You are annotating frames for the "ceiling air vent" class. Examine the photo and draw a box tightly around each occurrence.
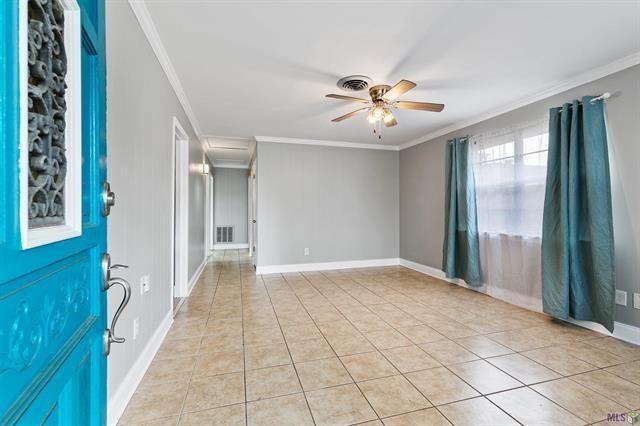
[336,75,372,92]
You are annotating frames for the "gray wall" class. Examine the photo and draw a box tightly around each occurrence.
[105,1,210,412]
[257,142,399,266]
[213,167,248,244]
[400,65,640,327]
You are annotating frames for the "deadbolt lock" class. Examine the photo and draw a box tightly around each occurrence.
[102,181,116,217]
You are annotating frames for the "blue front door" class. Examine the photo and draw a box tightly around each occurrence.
[1,0,108,424]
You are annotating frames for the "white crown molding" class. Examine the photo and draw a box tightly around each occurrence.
[255,136,400,151]
[399,51,640,150]
[127,0,212,161]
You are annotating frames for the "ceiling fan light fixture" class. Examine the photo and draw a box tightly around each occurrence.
[382,108,394,124]
[372,104,385,120]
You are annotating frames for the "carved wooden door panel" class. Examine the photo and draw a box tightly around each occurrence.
[0,0,108,424]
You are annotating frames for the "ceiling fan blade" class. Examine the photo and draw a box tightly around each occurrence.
[325,94,370,103]
[394,101,445,112]
[382,80,416,102]
[331,107,370,122]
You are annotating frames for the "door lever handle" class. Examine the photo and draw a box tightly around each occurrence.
[110,263,128,271]
[102,253,128,282]
[103,277,131,356]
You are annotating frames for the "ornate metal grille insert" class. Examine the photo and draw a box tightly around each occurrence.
[27,0,68,228]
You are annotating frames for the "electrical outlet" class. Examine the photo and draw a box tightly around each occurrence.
[304,248,310,256]
[633,293,640,310]
[133,317,140,340]
[140,274,151,294]
[615,289,627,306]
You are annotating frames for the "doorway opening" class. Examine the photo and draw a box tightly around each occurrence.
[171,117,189,314]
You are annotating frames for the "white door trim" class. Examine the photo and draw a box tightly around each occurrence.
[247,174,253,257]
[204,171,210,254]
[170,117,189,300]
[207,173,215,252]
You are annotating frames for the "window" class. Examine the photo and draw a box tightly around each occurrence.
[471,122,548,237]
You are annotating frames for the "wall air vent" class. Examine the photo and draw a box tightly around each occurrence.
[216,226,234,243]
[337,75,372,92]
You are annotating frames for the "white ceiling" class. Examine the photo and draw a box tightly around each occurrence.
[143,0,639,155]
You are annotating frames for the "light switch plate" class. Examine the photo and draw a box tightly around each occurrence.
[304,248,310,256]
[633,293,640,310]
[615,289,627,306]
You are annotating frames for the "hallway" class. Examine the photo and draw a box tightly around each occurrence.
[120,250,640,425]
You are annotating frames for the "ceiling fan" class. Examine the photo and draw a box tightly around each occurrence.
[325,79,444,139]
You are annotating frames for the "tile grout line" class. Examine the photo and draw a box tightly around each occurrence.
[259,274,320,425]
[306,272,440,421]
[176,261,222,423]
[281,273,383,424]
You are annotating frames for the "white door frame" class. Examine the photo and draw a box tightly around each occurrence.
[250,161,258,268]
[210,173,215,251]
[170,117,189,301]
[248,174,252,257]
[204,171,214,253]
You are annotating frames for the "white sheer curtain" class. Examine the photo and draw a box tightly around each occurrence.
[470,120,548,311]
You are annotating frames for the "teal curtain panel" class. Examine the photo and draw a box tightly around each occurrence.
[542,96,615,331]
[442,137,483,286]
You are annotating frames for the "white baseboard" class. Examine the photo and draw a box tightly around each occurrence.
[107,309,173,425]
[256,258,401,275]
[399,258,462,284]
[213,243,248,250]
[567,318,640,346]
[399,258,640,346]
[186,256,207,296]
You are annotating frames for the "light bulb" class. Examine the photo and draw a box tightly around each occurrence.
[367,111,377,123]
[373,106,384,120]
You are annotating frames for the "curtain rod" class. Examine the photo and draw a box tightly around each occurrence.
[448,92,612,143]
[557,92,611,111]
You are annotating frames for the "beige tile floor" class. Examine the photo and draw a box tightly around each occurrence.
[119,249,640,426]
